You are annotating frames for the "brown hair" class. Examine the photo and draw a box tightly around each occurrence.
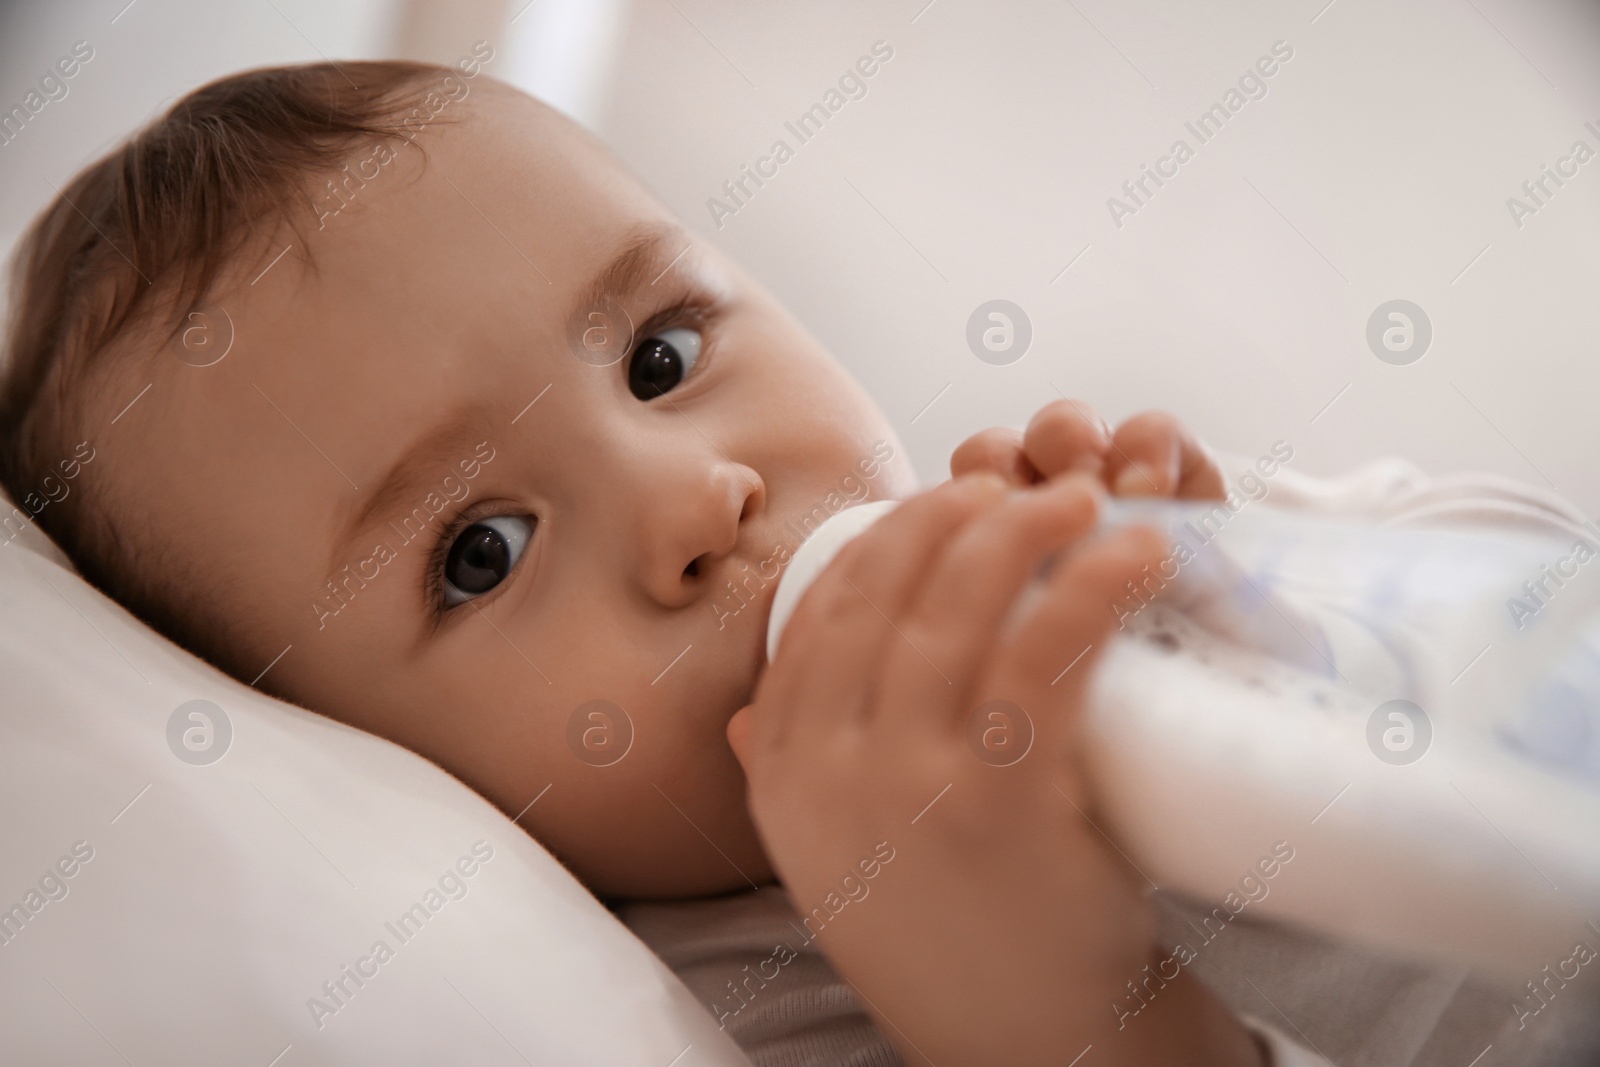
[0,60,458,677]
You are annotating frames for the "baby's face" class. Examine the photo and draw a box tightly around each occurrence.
[106,82,914,898]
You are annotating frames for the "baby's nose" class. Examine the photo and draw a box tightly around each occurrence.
[635,462,764,609]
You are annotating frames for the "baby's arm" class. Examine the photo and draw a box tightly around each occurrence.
[728,443,1264,1064]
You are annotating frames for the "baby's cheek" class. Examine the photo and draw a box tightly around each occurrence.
[521,720,769,898]
[724,705,756,766]
[466,640,763,896]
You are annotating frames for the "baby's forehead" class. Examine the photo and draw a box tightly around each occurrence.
[304,83,670,289]
[196,84,685,391]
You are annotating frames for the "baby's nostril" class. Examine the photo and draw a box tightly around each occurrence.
[683,559,700,578]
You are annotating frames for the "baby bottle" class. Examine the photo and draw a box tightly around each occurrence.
[764,496,1600,974]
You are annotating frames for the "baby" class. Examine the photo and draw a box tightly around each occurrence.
[2,59,1594,1066]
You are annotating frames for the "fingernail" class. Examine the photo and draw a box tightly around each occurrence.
[1115,464,1159,496]
[965,471,1010,494]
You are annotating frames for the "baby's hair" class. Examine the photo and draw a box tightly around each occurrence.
[0,60,458,678]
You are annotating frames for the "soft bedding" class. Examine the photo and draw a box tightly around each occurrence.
[0,492,750,1066]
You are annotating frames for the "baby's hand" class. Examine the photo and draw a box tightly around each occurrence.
[952,398,1226,500]
[728,475,1260,1066]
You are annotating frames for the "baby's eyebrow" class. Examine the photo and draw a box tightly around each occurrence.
[576,222,687,315]
[327,408,491,577]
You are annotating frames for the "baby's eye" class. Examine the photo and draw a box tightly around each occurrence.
[627,326,702,400]
[442,515,534,606]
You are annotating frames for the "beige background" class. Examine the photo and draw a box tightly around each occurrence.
[3,0,1598,514]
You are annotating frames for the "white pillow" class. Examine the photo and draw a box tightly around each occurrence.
[0,492,750,1066]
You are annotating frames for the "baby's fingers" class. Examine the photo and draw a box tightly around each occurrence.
[877,474,1105,730]
[1021,399,1112,480]
[748,475,1008,753]
[1105,411,1225,500]
[950,427,1039,486]
[990,524,1169,760]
